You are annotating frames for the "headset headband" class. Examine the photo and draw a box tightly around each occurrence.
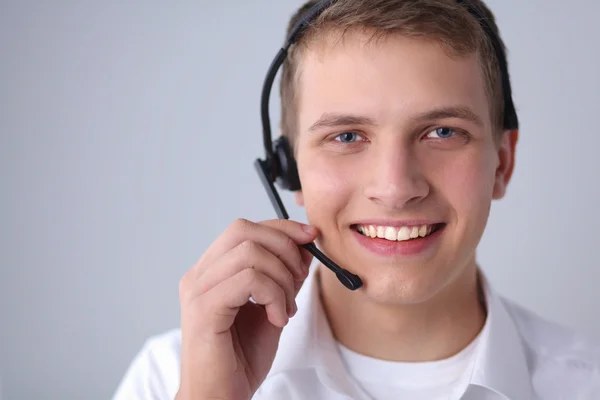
[260,0,335,175]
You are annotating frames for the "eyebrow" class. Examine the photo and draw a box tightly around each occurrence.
[308,113,377,132]
[308,106,483,132]
[413,106,484,128]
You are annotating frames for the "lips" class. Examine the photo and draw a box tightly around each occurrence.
[350,223,446,256]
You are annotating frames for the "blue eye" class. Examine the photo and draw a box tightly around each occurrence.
[335,132,362,143]
[427,127,456,139]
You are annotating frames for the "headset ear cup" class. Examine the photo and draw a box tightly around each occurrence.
[273,136,302,191]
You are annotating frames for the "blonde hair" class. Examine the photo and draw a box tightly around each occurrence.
[280,0,507,145]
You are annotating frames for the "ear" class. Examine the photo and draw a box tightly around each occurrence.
[294,191,305,207]
[492,129,519,200]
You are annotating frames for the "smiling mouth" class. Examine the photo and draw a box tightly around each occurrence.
[352,223,445,242]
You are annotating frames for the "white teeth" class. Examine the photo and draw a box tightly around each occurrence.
[384,227,397,240]
[357,223,436,242]
[368,225,376,238]
[397,226,411,241]
[410,226,419,239]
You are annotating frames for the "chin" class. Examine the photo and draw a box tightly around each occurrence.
[357,262,452,305]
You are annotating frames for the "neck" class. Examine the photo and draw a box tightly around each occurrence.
[318,262,486,362]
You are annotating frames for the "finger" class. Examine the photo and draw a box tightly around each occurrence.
[256,219,318,278]
[299,247,314,271]
[196,240,297,318]
[257,219,318,244]
[203,268,289,333]
[295,247,315,294]
[196,218,317,279]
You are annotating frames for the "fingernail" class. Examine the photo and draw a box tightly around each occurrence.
[302,224,317,235]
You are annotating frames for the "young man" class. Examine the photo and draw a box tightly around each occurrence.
[114,1,600,399]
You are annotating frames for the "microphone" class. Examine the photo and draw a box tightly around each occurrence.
[254,0,362,291]
[254,159,363,291]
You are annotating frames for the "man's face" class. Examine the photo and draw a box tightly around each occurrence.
[293,31,516,304]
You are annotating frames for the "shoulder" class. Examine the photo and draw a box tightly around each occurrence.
[140,328,183,366]
[500,296,600,395]
[500,296,600,363]
[112,329,182,400]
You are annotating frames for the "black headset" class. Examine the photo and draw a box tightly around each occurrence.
[254,0,518,291]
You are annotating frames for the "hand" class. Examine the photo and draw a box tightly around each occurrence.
[175,218,317,400]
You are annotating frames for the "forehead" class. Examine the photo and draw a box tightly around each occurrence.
[295,31,491,132]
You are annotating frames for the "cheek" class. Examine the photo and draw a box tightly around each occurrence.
[435,148,497,222]
[297,150,355,221]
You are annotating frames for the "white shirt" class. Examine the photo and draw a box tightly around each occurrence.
[336,328,481,400]
[113,266,600,400]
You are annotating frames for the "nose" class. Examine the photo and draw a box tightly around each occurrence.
[363,142,430,209]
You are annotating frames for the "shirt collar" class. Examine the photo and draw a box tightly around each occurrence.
[269,266,368,398]
[463,270,534,400]
[269,265,534,400]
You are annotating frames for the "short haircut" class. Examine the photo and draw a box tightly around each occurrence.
[280,0,509,146]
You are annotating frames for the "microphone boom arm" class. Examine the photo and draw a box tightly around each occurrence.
[254,159,363,291]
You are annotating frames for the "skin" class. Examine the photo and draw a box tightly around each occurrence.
[293,31,518,361]
[177,218,317,400]
[176,30,518,400]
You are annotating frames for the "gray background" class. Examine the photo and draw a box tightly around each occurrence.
[1,0,599,399]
